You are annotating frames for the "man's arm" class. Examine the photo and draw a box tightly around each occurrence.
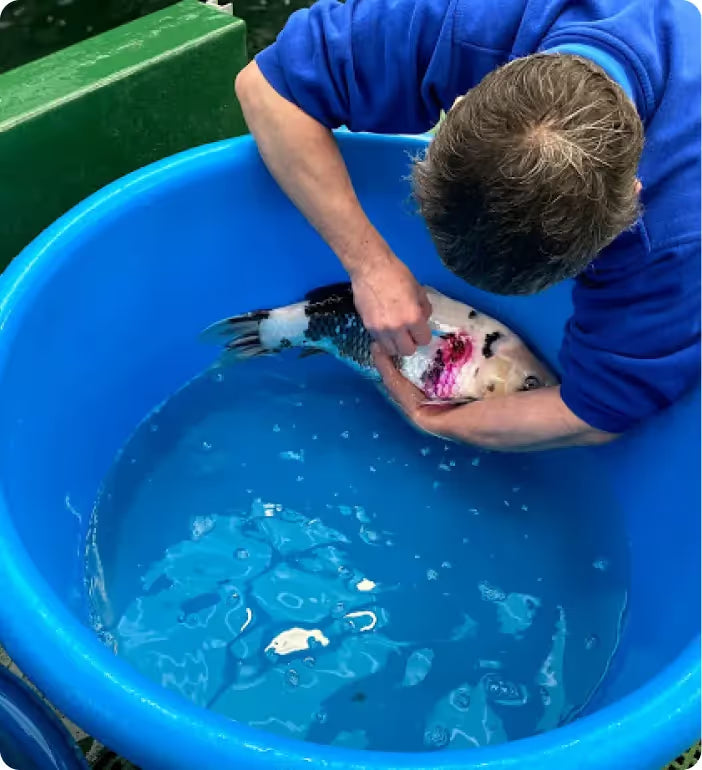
[372,346,617,451]
[235,63,431,357]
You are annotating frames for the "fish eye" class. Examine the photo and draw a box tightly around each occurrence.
[522,375,542,390]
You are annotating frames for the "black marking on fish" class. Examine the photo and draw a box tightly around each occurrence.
[351,692,367,703]
[482,331,502,359]
[421,344,447,393]
[487,383,496,393]
[304,282,356,316]
[469,310,478,319]
[279,338,292,349]
[304,307,374,369]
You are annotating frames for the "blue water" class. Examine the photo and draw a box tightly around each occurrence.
[86,353,629,753]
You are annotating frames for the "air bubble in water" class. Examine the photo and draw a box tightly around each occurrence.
[273,424,281,432]
[585,634,599,651]
[441,561,452,569]
[424,725,449,749]
[521,504,529,511]
[286,668,300,687]
[332,601,346,618]
[450,687,471,711]
[426,569,439,581]
[150,423,159,433]
[593,558,609,571]
[341,430,350,439]
[471,457,480,467]
[372,432,380,439]
[315,710,328,724]
[303,656,316,668]
[201,441,213,452]
[214,371,224,383]
[360,527,380,545]
[369,465,377,473]
[235,548,249,560]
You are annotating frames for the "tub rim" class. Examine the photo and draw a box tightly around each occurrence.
[0,133,699,770]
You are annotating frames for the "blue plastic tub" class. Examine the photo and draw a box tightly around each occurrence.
[0,133,698,770]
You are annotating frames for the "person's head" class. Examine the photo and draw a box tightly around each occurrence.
[412,53,644,294]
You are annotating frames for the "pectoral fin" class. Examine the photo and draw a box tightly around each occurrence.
[298,348,326,359]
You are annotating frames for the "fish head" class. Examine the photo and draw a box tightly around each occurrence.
[410,286,558,402]
[473,333,559,399]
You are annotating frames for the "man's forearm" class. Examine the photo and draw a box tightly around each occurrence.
[234,62,393,277]
[433,386,618,452]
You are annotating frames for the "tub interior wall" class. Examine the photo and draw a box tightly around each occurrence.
[0,137,698,719]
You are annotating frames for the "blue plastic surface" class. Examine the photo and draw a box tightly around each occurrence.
[0,132,698,770]
[0,667,88,770]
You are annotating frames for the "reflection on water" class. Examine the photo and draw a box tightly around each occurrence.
[86,355,630,753]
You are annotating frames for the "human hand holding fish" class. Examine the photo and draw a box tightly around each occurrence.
[371,343,615,452]
[350,253,433,357]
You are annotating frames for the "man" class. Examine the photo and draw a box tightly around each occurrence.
[235,0,701,451]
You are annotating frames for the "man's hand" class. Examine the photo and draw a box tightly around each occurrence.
[372,345,618,451]
[352,256,432,357]
[372,343,458,436]
[236,63,432,358]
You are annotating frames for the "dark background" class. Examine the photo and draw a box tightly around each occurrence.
[0,0,315,75]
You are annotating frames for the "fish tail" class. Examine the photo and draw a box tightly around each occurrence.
[200,302,313,364]
[199,309,273,362]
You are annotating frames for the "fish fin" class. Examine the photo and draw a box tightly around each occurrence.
[199,310,269,345]
[298,348,326,359]
[419,397,477,407]
[200,310,272,364]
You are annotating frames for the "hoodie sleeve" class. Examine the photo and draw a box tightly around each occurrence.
[558,229,701,434]
[254,0,463,134]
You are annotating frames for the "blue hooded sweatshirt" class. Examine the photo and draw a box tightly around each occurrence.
[255,0,701,434]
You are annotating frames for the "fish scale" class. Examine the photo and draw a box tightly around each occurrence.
[304,309,375,371]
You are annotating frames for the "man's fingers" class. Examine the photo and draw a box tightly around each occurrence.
[394,329,418,357]
[372,343,397,378]
[371,343,424,414]
[410,319,432,347]
[419,292,433,320]
[372,330,398,358]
